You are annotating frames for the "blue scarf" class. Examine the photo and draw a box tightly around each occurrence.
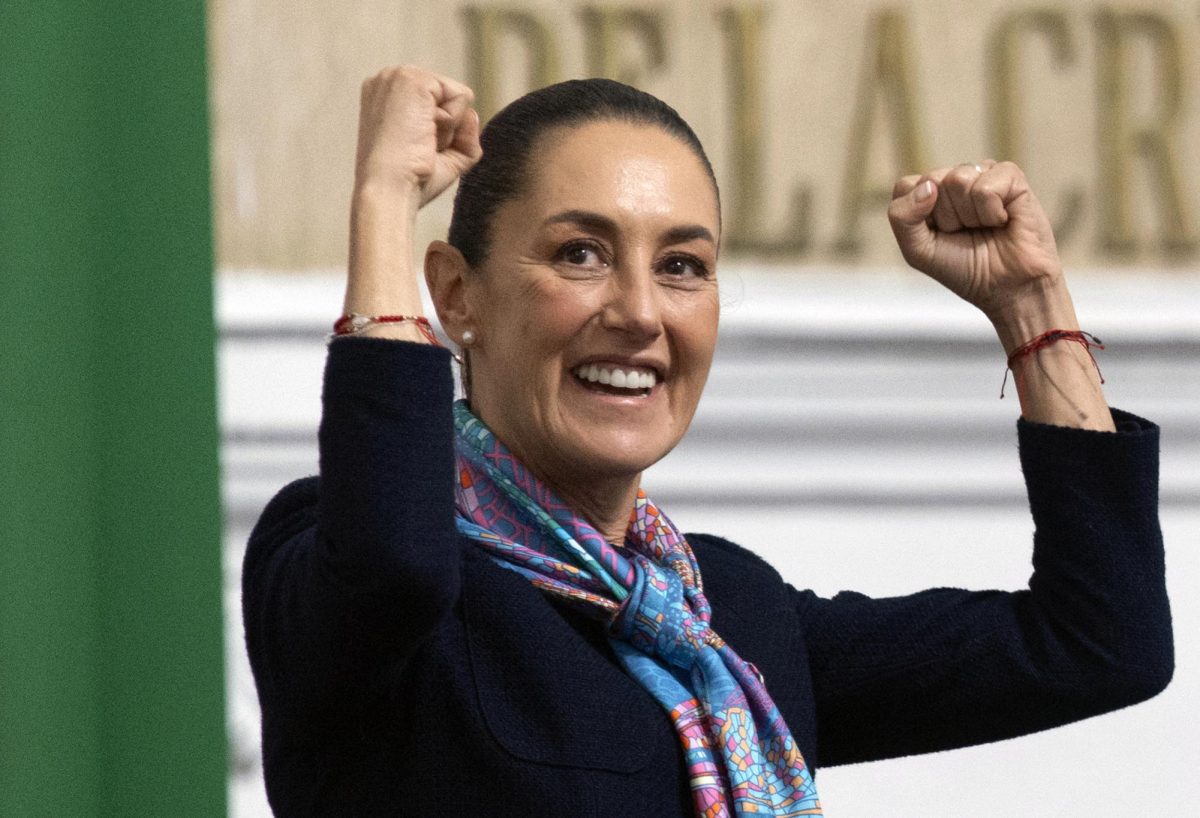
[452,400,822,816]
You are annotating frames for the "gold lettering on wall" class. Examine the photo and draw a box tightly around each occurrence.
[462,6,561,121]
[986,8,1083,243]
[208,0,1200,271]
[834,8,929,255]
[1094,9,1195,256]
[578,5,667,85]
[716,4,812,255]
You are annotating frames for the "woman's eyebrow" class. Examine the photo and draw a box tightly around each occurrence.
[543,209,618,234]
[543,209,715,246]
[661,225,716,246]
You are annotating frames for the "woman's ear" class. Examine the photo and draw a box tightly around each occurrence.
[424,240,474,344]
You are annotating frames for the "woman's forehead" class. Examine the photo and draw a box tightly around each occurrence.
[520,120,720,226]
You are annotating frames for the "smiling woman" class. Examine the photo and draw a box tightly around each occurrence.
[241,65,1173,817]
[427,119,720,539]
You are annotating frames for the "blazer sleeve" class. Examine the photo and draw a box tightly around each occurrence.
[241,338,461,724]
[794,409,1174,767]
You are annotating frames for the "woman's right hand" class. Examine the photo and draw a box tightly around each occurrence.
[354,66,482,208]
[343,67,480,329]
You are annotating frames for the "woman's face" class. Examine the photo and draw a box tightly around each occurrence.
[465,119,721,491]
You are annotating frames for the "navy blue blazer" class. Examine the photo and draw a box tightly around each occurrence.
[243,339,1172,817]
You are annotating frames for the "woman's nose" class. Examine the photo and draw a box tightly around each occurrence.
[600,264,663,340]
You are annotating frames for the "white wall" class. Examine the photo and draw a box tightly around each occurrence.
[219,268,1199,817]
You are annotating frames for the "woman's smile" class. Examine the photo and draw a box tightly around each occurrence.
[572,360,662,395]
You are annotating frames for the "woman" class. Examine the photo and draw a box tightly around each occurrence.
[243,66,1173,816]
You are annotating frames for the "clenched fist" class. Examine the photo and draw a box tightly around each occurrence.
[354,66,483,207]
[888,161,1063,322]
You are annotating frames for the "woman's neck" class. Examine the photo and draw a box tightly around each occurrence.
[468,403,644,546]
[549,472,642,547]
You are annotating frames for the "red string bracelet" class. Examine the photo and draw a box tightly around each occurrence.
[330,313,443,347]
[1000,328,1105,398]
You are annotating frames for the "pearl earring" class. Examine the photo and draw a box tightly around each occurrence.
[461,330,476,346]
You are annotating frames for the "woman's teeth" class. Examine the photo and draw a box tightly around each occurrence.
[573,364,657,390]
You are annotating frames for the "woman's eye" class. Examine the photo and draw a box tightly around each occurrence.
[559,242,606,267]
[660,255,707,278]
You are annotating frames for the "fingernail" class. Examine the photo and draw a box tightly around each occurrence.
[915,180,934,201]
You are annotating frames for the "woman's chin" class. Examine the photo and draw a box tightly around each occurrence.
[552,378,687,476]
[554,422,678,481]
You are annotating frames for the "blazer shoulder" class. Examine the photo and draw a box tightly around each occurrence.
[687,532,784,581]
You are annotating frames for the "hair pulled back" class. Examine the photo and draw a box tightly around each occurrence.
[448,78,719,267]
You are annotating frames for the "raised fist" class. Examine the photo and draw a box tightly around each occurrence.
[354,66,482,207]
[888,161,1063,320]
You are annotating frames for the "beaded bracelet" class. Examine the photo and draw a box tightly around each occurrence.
[331,312,440,342]
[332,311,458,354]
[1000,328,1105,398]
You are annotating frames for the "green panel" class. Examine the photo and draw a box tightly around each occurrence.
[0,3,105,813]
[0,2,227,816]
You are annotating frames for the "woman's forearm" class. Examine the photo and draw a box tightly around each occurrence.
[243,340,461,715]
[805,409,1168,765]
[341,181,429,342]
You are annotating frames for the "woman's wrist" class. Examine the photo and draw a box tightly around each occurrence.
[985,275,1115,431]
[330,313,442,346]
[984,275,1080,355]
[335,323,431,343]
[352,172,424,217]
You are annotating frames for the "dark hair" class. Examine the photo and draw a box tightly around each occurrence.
[448,78,719,267]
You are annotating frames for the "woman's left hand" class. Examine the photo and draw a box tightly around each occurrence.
[887,161,1063,322]
[889,161,1114,431]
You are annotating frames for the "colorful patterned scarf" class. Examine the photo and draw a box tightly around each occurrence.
[452,401,822,817]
